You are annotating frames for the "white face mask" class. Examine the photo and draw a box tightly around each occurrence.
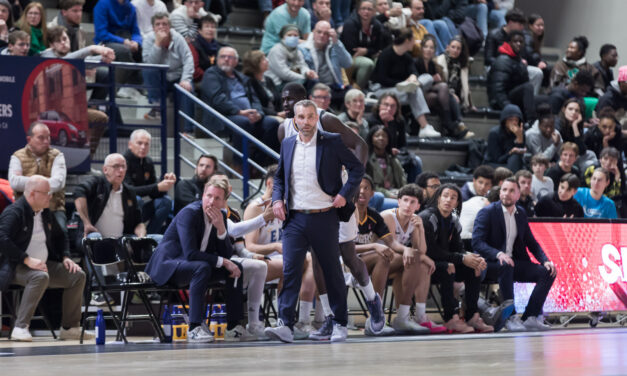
[284,35,299,48]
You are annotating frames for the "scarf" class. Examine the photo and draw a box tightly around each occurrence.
[445,53,462,95]
[196,35,219,61]
[563,56,587,68]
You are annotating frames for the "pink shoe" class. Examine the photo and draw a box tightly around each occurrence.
[418,319,448,334]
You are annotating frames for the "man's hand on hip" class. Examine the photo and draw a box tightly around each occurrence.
[273,201,286,221]
[332,194,346,208]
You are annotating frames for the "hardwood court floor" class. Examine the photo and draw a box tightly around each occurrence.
[2,327,627,375]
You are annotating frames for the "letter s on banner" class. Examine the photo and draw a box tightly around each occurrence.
[599,244,622,284]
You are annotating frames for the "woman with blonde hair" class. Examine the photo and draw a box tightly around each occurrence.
[15,1,47,55]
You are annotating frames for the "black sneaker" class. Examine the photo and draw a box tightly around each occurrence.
[309,315,333,340]
[144,108,160,120]
[90,292,114,306]
[366,293,385,334]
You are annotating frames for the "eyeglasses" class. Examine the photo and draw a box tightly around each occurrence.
[33,190,52,196]
[106,164,126,170]
[427,184,441,190]
[312,95,331,100]
[218,55,237,60]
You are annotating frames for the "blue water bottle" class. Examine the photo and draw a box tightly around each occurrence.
[95,309,105,345]
[162,304,173,343]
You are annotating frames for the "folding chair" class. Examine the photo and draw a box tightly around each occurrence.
[262,282,279,326]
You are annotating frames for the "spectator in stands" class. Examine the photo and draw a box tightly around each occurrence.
[0,0,16,50]
[548,70,595,115]
[593,44,618,92]
[0,175,92,342]
[583,147,625,217]
[417,34,472,139]
[525,103,561,163]
[473,177,556,332]
[242,49,283,118]
[366,125,406,211]
[174,154,217,214]
[585,107,622,158]
[141,13,194,122]
[131,0,167,38]
[523,13,548,78]
[201,46,281,153]
[340,0,385,90]
[366,92,407,150]
[410,0,451,55]
[556,98,596,169]
[309,0,334,29]
[546,142,581,190]
[300,20,352,109]
[374,0,401,28]
[266,24,317,90]
[484,8,524,68]
[338,88,369,140]
[42,25,115,61]
[260,0,311,55]
[189,15,226,83]
[309,83,333,112]
[550,36,604,97]
[170,0,218,41]
[15,2,46,55]
[597,65,627,118]
[459,185,492,244]
[461,164,494,202]
[515,169,535,217]
[402,0,431,58]
[530,153,553,201]
[48,0,85,52]
[123,129,176,234]
[420,183,493,333]
[493,166,513,187]
[2,29,28,56]
[415,171,440,202]
[488,31,536,123]
[371,28,440,138]
[448,0,505,40]
[435,36,474,113]
[574,167,617,219]
[535,173,583,218]
[485,104,526,172]
[93,0,143,99]
[9,122,67,232]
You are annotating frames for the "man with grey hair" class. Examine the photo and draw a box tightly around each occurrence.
[123,129,176,234]
[0,175,92,341]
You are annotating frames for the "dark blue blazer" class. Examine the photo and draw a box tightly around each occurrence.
[471,201,549,264]
[144,201,232,286]
[271,129,364,214]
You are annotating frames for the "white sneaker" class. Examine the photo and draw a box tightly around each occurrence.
[293,321,314,340]
[418,124,441,138]
[116,87,145,100]
[264,319,294,343]
[246,322,269,340]
[395,80,419,93]
[60,327,95,340]
[330,323,348,342]
[224,324,257,342]
[505,315,527,332]
[187,325,215,343]
[11,326,33,342]
[391,316,430,334]
[523,315,551,331]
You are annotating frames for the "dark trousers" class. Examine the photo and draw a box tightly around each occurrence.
[485,259,555,320]
[170,260,244,326]
[280,210,347,326]
[430,261,481,321]
[508,82,536,122]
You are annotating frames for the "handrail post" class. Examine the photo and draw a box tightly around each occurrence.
[173,80,181,179]
[108,64,117,155]
[242,138,249,199]
[160,68,168,177]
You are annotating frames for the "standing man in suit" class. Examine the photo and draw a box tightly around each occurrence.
[266,99,364,343]
[472,177,557,332]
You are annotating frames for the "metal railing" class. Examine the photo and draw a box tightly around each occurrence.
[173,84,279,202]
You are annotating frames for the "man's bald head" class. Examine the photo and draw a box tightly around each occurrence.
[24,175,51,211]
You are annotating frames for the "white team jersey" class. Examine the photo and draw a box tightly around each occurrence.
[381,208,414,247]
[254,197,283,258]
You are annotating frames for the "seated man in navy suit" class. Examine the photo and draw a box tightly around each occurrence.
[267,99,364,343]
[144,179,249,343]
[472,177,557,332]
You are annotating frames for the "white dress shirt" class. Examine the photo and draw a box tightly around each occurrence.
[25,211,48,262]
[289,129,333,210]
[502,204,518,258]
[201,210,227,267]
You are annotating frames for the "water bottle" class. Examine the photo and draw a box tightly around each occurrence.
[209,304,220,336]
[217,304,227,339]
[162,304,172,343]
[95,309,105,345]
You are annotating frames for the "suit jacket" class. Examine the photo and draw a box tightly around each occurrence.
[144,201,233,286]
[0,196,70,266]
[271,129,364,219]
[471,201,549,264]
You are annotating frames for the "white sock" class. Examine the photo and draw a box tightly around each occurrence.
[298,300,313,324]
[415,303,427,322]
[314,299,325,322]
[248,301,261,325]
[397,304,410,320]
[359,280,376,302]
[319,294,334,317]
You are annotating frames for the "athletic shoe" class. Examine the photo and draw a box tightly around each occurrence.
[330,323,348,342]
[467,313,494,333]
[365,293,385,334]
[293,321,313,340]
[60,327,95,340]
[224,325,257,342]
[309,315,333,340]
[418,124,441,138]
[444,314,474,334]
[90,292,113,306]
[144,108,161,120]
[523,315,551,331]
[395,81,419,93]
[364,320,396,336]
[247,322,269,340]
[493,299,516,332]
[391,316,430,334]
[11,326,32,342]
[505,315,526,332]
[116,87,144,100]
[264,319,294,343]
[414,317,448,334]
[187,325,214,343]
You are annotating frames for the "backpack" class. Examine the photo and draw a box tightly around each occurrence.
[459,17,484,57]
